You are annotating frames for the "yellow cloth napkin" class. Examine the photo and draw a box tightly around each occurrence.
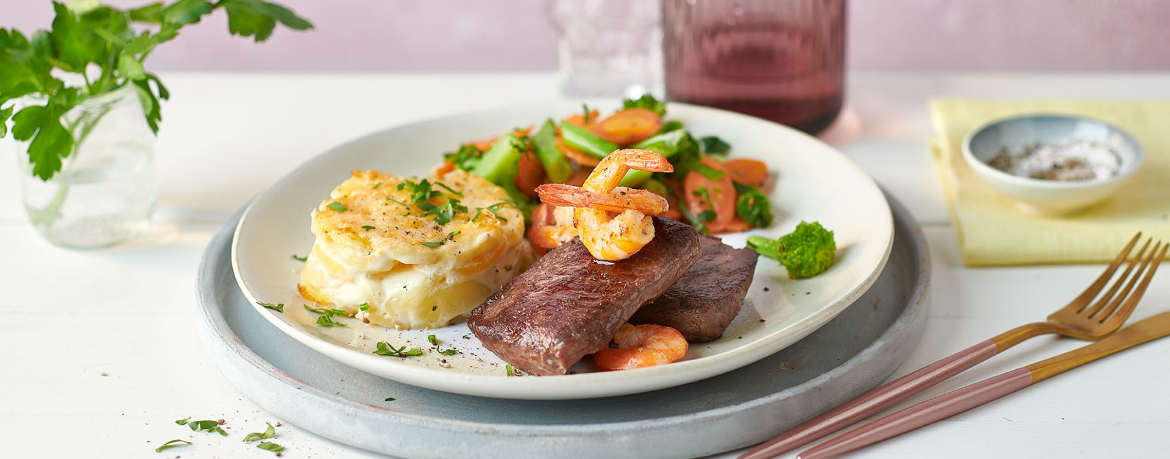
[930,99,1170,266]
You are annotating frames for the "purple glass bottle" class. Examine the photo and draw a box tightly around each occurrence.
[663,0,846,134]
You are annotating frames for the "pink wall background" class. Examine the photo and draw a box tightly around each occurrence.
[5,0,1170,71]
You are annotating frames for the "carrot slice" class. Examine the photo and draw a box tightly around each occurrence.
[589,108,662,145]
[723,158,768,187]
[564,110,600,129]
[514,150,545,198]
[435,159,456,179]
[722,216,754,233]
[683,158,736,233]
[465,126,534,152]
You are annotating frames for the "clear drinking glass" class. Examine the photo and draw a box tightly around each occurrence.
[663,0,846,134]
[17,85,157,249]
[548,0,664,98]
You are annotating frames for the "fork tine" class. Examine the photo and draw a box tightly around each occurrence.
[1090,240,1155,320]
[1082,238,1151,318]
[1066,232,1142,314]
[1101,241,1168,328]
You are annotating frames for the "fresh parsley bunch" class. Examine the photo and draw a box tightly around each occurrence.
[0,0,312,180]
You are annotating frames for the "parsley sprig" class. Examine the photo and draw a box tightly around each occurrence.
[0,1,312,181]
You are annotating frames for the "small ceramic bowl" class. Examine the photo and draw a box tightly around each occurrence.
[962,114,1144,215]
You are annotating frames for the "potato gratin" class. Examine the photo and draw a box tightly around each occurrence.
[297,169,532,329]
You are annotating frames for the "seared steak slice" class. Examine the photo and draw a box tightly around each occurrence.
[629,233,759,342]
[467,217,701,376]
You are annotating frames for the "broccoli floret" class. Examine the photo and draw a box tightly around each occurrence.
[746,221,836,279]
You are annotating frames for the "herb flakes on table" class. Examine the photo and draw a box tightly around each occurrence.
[257,441,286,453]
[154,439,190,453]
[188,419,228,436]
[243,423,277,443]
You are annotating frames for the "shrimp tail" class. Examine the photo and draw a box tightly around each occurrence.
[536,184,669,216]
[614,149,675,173]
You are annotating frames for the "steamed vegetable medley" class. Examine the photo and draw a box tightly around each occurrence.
[436,96,776,244]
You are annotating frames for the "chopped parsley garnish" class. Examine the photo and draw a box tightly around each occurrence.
[361,225,375,231]
[433,182,464,198]
[398,178,442,203]
[623,94,667,116]
[259,302,284,313]
[257,441,285,453]
[700,136,731,155]
[384,397,396,401]
[506,364,515,377]
[387,197,410,207]
[444,144,483,171]
[373,181,382,189]
[692,186,718,222]
[691,162,726,181]
[373,341,423,357]
[359,302,369,311]
[304,305,346,316]
[472,201,514,223]
[679,203,710,234]
[734,182,773,227]
[291,254,307,262]
[326,201,348,212]
[304,304,347,327]
[395,178,468,225]
[155,439,191,453]
[175,417,190,425]
[416,199,468,225]
[315,314,344,327]
[243,423,277,443]
[188,420,228,436]
[427,334,460,355]
[420,230,462,248]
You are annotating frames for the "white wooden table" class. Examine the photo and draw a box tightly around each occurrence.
[3,73,1169,459]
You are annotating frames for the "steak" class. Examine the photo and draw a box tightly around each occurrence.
[467,217,702,376]
[629,233,759,342]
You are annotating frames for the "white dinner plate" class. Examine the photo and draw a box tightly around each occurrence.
[231,101,893,399]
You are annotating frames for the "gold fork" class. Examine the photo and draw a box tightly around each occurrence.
[741,233,1158,459]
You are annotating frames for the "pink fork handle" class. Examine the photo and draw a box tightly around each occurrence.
[740,340,998,459]
[796,367,1033,459]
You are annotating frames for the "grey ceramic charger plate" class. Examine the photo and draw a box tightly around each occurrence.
[196,193,930,459]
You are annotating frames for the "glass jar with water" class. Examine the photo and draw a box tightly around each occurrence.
[16,85,157,249]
